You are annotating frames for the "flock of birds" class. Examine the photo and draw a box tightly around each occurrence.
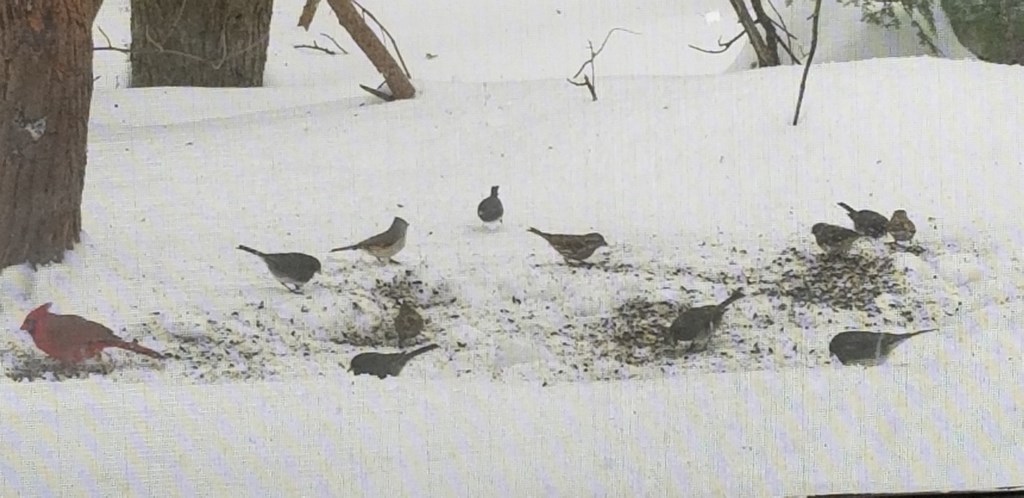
[11,187,938,380]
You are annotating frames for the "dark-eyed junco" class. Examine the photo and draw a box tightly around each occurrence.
[887,209,916,244]
[668,288,745,353]
[348,344,440,379]
[837,202,889,238]
[394,301,425,348]
[331,217,409,264]
[237,245,322,293]
[477,186,504,224]
[811,223,864,256]
[829,328,938,366]
[527,227,607,264]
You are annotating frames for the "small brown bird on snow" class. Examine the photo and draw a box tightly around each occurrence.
[829,328,937,367]
[887,209,917,244]
[331,217,409,264]
[668,288,745,353]
[348,344,440,379]
[837,202,889,238]
[527,227,607,264]
[394,301,425,348]
[812,223,865,256]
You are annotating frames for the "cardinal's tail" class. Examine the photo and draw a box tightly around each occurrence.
[112,340,164,360]
[837,202,856,214]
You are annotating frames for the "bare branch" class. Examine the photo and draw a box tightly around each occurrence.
[567,27,639,101]
[294,41,338,55]
[687,31,745,54]
[319,32,349,54]
[351,0,411,79]
[298,0,321,30]
[94,25,131,53]
[792,0,823,125]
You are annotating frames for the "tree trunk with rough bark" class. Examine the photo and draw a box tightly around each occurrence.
[325,0,416,100]
[0,0,103,270]
[130,0,273,87]
[727,0,780,67]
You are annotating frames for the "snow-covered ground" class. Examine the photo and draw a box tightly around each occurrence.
[2,0,1023,495]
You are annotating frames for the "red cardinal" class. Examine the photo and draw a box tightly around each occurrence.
[19,303,164,364]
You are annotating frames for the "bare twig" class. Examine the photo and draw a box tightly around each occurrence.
[351,0,411,79]
[94,25,131,53]
[688,31,745,54]
[566,27,639,101]
[319,32,349,54]
[792,0,823,125]
[294,41,337,55]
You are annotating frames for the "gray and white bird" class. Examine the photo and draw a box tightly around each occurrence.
[237,245,322,293]
[527,227,607,264]
[477,185,504,226]
[837,202,889,238]
[811,223,865,256]
[668,288,745,353]
[887,209,917,244]
[348,344,440,379]
[829,328,937,366]
[331,217,409,264]
[394,301,425,348]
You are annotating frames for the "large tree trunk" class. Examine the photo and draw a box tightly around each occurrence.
[129,0,273,87]
[325,0,416,100]
[0,0,103,270]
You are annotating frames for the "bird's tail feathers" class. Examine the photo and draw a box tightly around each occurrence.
[837,202,856,214]
[718,288,746,310]
[330,245,358,252]
[405,343,440,359]
[527,227,546,238]
[907,328,939,337]
[111,340,164,360]
[237,245,263,256]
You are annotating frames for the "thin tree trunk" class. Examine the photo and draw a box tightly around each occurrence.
[727,0,779,67]
[325,0,416,100]
[130,0,273,87]
[0,0,103,269]
[749,0,781,66]
[793,0,824,125]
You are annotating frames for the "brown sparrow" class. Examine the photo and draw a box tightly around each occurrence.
[394,301,425,348]
[349,344,440,378]
[829,328,937,366]
[237,245,322,293]
[668,288,745,353]
[887,209,916,244]
[527,227,607,264]
[331,217,408,264]
[837,202,889,238]
[812,223,864,256]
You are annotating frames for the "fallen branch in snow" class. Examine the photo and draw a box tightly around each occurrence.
[566,27,640,102]
[792,0,823,125]
[359,83,396,102]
